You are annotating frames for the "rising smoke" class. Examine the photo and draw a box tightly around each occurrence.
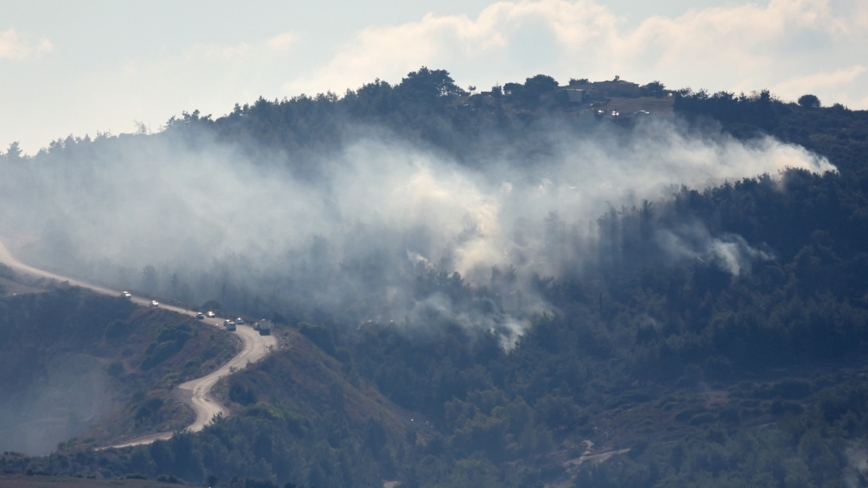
[0,116,834,346]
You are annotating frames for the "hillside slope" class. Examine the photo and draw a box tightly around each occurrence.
[0,286,238,454]
[2,322,420,488]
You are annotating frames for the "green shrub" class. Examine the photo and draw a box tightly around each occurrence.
[229,382,257,405]
[104,320,130,339]
[140,324,192,370]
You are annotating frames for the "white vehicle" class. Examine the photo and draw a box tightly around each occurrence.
[235,317,245,325]
[196,312,205,320]
[121,291,132,298]
[206,311,216,318]
[223,319,236,331]
[149,300,160,307]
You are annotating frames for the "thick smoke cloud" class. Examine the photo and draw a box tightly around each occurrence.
[0,118,833,346]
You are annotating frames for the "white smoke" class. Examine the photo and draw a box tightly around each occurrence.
[0,117,834,345]
[657,224,776,275]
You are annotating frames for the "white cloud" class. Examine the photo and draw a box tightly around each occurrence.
[0,29,52,60]
[771,65,867,104]
[284,0,868,108]
[266,32,297,52]
[5,1,868,155]
[2,31,301,154]
[179,31,297,62]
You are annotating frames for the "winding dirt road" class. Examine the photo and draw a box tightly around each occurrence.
[0,239,277,448]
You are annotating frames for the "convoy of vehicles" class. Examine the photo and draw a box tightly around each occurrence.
[121,296,265,335]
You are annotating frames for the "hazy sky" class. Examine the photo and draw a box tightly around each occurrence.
[2,0,866,153]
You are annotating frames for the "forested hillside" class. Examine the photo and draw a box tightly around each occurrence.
[3,69,868,487]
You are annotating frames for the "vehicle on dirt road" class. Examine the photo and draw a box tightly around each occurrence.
[254,319,273,336]
[223,320,236,331]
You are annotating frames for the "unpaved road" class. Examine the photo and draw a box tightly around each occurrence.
[110,317,276,448]
[0,239,277,448]
[564,440,631,469]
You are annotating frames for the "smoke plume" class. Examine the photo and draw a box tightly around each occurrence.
[0,116,833,345]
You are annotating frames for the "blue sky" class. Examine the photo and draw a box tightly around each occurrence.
[2,0,866,153]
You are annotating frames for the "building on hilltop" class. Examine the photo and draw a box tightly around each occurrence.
[542,76,641,105]
[591,76,641,98]
[556,88,591,103]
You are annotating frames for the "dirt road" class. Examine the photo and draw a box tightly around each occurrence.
[109,310,276,448]
[0,239,277,448]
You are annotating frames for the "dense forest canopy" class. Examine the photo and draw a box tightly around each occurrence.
[2,68,868,487]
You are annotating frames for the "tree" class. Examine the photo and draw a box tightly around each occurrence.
[798,94,821,108]
[641,81,666,98]
[397,67,466,103]
[4,141,22,160]
[502,82,522,96]
[523,75,558,97]
[503,75,559,107]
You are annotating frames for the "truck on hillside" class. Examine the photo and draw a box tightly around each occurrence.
[254,319,273,336]
[223,319,236,332]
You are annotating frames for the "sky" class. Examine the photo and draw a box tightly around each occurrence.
[1,0,866,154]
